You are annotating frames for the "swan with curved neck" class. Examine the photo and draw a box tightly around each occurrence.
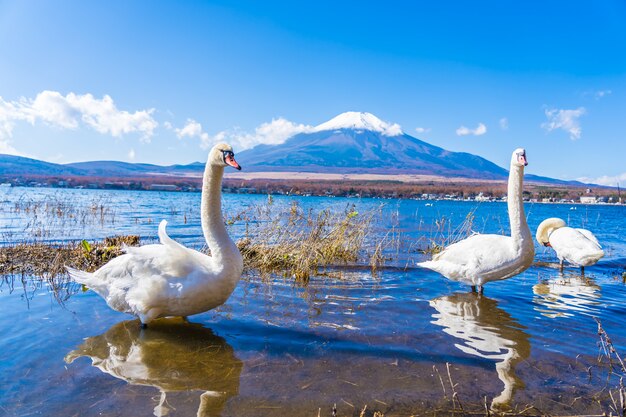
[536,217,604,273]
[66,143,243,326]
[418,148,535,293]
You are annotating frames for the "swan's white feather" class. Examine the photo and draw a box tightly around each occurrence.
[419,234,533,286]
[549,227,604,266]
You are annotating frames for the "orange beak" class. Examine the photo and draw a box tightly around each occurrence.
[225,154,242,170]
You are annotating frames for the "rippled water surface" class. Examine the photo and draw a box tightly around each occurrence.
[1,186,625,416]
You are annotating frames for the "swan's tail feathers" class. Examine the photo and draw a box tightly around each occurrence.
[157,219,189,252]
[417,261,439,271]
[65,266,109,297]
[579,249,605,266]
[158,219,170,245]
[65,266,95,285]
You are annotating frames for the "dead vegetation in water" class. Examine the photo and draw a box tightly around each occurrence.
[0,200,389,286]
[1,194,117,240]
[237,201,388,282]
[0,235,140,278]
[592,317,626,417]
[0,235,140,303]
[417,210,479,256]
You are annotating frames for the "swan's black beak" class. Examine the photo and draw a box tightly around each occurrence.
[518,153,528,166]
[223,151,242,170]
[543,242,551,247]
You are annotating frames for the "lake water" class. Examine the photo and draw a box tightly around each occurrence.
[1,186,625,416]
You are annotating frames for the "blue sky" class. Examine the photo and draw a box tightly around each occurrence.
[0,1,625,184]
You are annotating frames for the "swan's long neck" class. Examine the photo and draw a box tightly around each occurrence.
[201,163,240,264]
[507,165,532,244]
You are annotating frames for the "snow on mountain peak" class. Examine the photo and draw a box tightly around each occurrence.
[314,111,403,136]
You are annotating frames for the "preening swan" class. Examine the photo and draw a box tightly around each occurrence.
[418,148,535,293]
[535,217,604,273]
[66,143,244,326]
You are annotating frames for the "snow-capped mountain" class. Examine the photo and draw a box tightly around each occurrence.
[313,111,403,136]
[236,112,509,179]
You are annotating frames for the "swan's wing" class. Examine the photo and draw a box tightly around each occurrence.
[574,228,601,248]
[550,227,603,264]
[421,234,516,280]
[99,242,206,283]
[435,234,513,264]
[91,243,211,313]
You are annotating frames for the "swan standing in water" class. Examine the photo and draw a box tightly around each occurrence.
[535,217,604,273]
[66,143,244,326]
[418,148,535,293]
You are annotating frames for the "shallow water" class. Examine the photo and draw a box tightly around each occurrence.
[1,186,625,416]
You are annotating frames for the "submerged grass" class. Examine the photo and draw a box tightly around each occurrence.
[1,193,118,241]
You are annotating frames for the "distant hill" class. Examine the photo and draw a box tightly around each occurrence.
[0,112,584,186]
[0,154,84,176]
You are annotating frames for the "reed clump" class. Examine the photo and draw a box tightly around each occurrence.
[237,201,381,282]
[0,235,140,278]
[418,211,477,255]
[3,194,117,240]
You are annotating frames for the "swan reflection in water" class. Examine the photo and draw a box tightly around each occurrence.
[65,318,242,417]
[533,271,601,318]
[430,293,530,410]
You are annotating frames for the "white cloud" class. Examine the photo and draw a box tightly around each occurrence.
[414,127,431,134]
[175,119,204,139]
[583,89,612,100]
[173,117,314,151]
[173,118,211,148]
[0,91,158,144]
[456,123,487,136]
[577,172,626,186]
[541,107,586,140]
[499,117,508,130]
[128,148,136,160]
[0,139,20,155]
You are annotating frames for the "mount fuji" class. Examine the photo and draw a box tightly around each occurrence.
[236,112,510,179]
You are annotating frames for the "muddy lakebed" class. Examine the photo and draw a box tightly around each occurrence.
[1,186,625,416]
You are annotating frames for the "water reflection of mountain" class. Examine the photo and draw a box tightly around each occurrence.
[65,318,242,417]
[429,293,531,410]
[533,273,601,318]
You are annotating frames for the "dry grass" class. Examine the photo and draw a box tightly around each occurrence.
[1,194,117,240]
[0,235,140,279]
[418,210,479,255]
[0,201,387,286]
[237,201,383,282]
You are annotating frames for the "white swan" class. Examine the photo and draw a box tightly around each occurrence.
[66,143,244,326]
[535,217,604,273]
[418,148,535,292]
